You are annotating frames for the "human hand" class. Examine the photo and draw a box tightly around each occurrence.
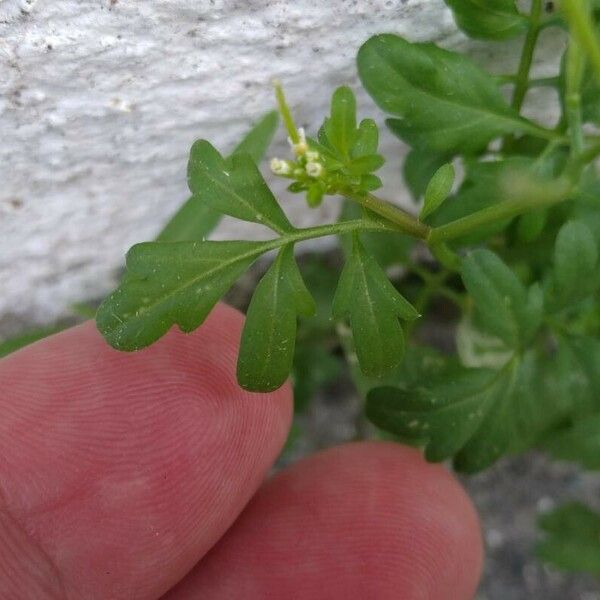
[0,304,482,599]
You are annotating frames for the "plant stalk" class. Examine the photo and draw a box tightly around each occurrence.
[565,35,586,157]
[563,0,600,84]
[427,178,573,244]
[346,192,430,239]
[512,0,543,112]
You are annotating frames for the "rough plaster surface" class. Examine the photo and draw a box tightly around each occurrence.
[0,0,563,329]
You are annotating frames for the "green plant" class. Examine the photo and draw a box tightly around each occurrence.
[96,0,600,579]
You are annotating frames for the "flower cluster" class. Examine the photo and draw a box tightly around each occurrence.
[269,128,328,207]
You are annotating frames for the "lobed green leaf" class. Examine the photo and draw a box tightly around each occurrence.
[332,236,419,377]
[367,335,600,473]
[159,111,279,243]
[187,141,293,234]
[358,34,542,154]
[237,245,315,392]
[461,249,543,348]
[97,240,269,351]
[367,364,504,464]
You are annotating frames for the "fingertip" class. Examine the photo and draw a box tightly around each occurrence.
[167,441,483,600]
[0,304,293,599]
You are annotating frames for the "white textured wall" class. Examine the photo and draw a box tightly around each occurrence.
[0,0,562,330]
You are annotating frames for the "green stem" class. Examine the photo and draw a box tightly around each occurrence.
[430,242,461,271]
[565,35,585,156]
[512,0,543,112]
[264,219,396,252]
[274,80,300,144]
[563,0,600,84]
[428,177,573,244]
[346,192,430,239]
[529,76,560,88]
[495,75,559,88]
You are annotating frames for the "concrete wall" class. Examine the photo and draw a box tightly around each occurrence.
[0,0,562,331]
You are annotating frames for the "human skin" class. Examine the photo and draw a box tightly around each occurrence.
[0,303,483,599]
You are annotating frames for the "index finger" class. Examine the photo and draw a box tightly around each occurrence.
[0,304,292,599]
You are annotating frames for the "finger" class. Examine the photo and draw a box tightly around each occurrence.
[0,304,292,600]
[165,442,483,600]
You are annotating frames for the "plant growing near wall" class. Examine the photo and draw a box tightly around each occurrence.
[94,0,600,577]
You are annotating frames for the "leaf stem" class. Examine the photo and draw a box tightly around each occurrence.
[345,192,430,239]
[512,0,543,112]
[430,242,462,271]
[274,80,300,144]
[562,0,600,84]
[427,177,573,244]
[565,34,585,156]
[264,219,396,252]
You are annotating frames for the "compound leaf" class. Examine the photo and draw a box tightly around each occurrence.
[444,0,528,40]
[367,337,596,473]
[368,363,504,463]
[97,240,269,351]
[538,503,600,576]
[461,249,543,348]
[358,34,543,153]
[333,236,419,377]
[187,141,293,234]
[237,245,315,392]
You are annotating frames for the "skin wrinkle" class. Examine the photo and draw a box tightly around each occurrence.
[0,479,67,600]
[0,306,293,599]
[165,442,482,600]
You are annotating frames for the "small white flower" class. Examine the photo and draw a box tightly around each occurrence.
[305,150,320,162]
[270,158,292,176]
[305,161,323,178]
